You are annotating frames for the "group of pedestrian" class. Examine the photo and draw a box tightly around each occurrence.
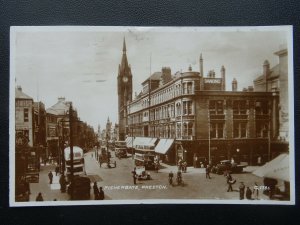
[224,172,258,200]
[93,182,105,200]
[177,159,187,173]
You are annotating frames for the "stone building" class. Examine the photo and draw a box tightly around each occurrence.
[120,42,283,166]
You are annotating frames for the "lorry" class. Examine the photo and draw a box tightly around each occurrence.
[212,160,247,175]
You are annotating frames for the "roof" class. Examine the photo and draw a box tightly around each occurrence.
[46,100,70,115]
[142,72,162,84]
[253,64,280,82]
[15,88,33,100]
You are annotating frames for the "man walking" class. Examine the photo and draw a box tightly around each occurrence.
[206,165,211,179]
[48,171,53,184]
[226,173,234,192]
[239,182,246,200]
[132,167,137,185]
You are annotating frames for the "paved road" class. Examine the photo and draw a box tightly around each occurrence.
[84,150,270,201]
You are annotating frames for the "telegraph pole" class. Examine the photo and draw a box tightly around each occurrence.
[69,103,74,199]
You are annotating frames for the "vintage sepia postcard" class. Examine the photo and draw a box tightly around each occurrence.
[10,26,294,206]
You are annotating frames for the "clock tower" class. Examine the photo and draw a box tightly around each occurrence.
[117,38,132,141]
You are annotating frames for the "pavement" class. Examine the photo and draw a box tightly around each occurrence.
[29,163,69,202]
[27,150,271,202]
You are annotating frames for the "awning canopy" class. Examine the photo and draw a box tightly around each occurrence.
[155,139,174,154]
[253,153,290,182]
[125,136,134,148]
[133,137,157,149]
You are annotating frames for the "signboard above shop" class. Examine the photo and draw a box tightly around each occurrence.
[203,78,222,90]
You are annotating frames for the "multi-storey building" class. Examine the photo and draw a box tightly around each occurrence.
[123,44,282,166]
[15,86,34,147]
[253,48,289,144]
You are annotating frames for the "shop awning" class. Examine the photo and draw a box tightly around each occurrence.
[133,137,157,148]
[125,136,134,148]
[253,153,290,181]
[155,139,174,154]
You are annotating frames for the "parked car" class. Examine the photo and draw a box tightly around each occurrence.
[136,166,151,180]
[212,160,247,174]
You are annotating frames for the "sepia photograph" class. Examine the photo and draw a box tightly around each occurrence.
[9,26,294,206]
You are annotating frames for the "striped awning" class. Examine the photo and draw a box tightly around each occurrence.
[154,139,174,154]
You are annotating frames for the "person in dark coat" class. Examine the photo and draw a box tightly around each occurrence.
[93,182,99,199]
[246,187,252,200]
[36,192,44,201]
[98,187,104,200]
[206,165,211,179]
[226,173,234,192]
[132,167,137,185]
[48,171,53,184]
[55,166,59,176]
[239,182,246,200]
[59,174,67,193]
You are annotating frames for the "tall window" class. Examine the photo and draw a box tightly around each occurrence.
[210,122,224,138]
[255,101,268,115]
[256,122,268,138]
[24,108,29,122]
[187,82,193,94]
[233,100,247,114]
[209,100,224,115]
[183,101,193,115]
[176,102,181,116]
[176,123,181,139]
[234,122,247,138]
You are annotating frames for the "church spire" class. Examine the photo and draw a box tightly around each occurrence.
[123,37,126,53]
[120,37,129,72]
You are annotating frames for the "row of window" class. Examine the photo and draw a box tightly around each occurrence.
[131,100,194,124]
[131,121,269,139]
[209,100,269,115]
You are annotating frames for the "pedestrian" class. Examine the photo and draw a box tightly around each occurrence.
[48,171,53,184]
[253,182,259,199]
[132,167,137,185]
[59,174,66,193]
[98,187,104,200]
[206,164,211,179]
[178,159,182,171]
[239,182,245,200]
[55,165,59,176]
[93,182,99,199]
[226,173,234,192]
[246,187,252,200]
[36,192,44,201]
[182,161,187,173]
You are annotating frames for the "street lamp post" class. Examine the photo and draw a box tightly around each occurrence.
[236,148,240,164]
[69,103,74,200]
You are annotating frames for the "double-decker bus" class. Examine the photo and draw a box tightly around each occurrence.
[64,146,85,180]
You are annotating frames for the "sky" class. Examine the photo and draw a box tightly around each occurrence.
[12,26,290,131]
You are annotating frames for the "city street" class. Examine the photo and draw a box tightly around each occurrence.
[84,149,270,201]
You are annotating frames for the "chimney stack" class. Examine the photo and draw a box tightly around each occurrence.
[232,78,237,91]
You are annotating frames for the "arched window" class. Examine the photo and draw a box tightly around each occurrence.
[176,102,181,116]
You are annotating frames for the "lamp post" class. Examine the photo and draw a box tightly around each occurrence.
[236,148,240,164]
[69,103,74,200]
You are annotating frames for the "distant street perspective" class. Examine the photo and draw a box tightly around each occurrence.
[12,27,292,204]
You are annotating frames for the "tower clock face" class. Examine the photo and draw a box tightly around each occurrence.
[122,76,128,83]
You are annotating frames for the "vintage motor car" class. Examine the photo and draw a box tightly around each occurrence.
[212,160,247,174]
[135,166,151,180]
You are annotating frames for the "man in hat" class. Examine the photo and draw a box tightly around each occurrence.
[48,171,53,184]
[239,182,245,200]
